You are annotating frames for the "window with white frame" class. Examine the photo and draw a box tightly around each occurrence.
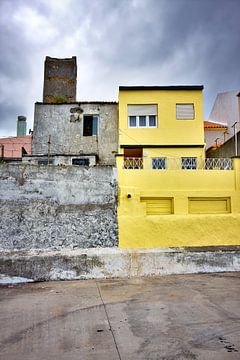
[128,105,157,128]
[176,104,195,120]
[152,157,166,169]
[181,157,197,169]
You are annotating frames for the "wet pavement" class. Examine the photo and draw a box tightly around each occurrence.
[0,272,239,360]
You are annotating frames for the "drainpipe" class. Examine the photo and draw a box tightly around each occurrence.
[232,122,238,156]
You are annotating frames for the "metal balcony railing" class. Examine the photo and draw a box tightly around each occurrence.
[123,157,233,170]
[203,158,233,170]
[123,157,143,169]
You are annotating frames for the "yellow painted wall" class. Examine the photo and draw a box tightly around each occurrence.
[117,88,240,248]
[118,89,205,150]
[117,157,240,248]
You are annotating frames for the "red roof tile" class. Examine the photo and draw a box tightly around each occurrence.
[204,121,227,129]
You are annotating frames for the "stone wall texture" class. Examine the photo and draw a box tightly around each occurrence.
[0,164,118,250]
[32,103,118,165]
[43,56,77,103]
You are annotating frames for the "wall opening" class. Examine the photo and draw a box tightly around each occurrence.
[83,115,98,136]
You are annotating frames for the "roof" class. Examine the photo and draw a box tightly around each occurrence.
[35,101,118,105]
[0,135,32,158]
[119,85,204,91]
[204,121,228,129]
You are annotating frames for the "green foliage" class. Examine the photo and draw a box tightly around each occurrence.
[53,95,68,103]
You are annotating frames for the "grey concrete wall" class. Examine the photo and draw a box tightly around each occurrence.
[204,129,226,150]
[0,248,239,281]
[32,103,118,165]
[207,131,240,158]
[0,164,118,250]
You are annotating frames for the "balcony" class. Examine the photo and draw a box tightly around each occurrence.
[123,157,233,170]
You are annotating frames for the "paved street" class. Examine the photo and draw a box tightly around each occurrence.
[0,273,239,360]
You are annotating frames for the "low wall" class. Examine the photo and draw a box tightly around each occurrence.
[0,247,239,281]
[0,164,118,250]
[117,157,240,248]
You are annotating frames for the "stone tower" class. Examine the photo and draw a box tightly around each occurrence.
[43,56,77,103]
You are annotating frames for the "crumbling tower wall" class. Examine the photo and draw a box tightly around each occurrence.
[43,56,77,103]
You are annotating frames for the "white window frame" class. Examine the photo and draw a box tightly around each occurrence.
[128,115,157,128]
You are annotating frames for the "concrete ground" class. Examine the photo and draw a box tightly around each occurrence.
[0,273,239,360]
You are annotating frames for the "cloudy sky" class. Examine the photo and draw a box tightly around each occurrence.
[0,0,240,136]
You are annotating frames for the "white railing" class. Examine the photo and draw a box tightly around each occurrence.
[123,157,233,170]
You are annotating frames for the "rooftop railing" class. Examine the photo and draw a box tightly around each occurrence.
[123,157,233,170]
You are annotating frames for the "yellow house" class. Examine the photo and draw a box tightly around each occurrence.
[117,86,240,248]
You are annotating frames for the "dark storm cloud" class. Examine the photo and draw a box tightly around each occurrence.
[0,0,239,135]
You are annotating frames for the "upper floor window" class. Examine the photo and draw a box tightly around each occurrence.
[83,115,98,136]
[176,104,195,120]
[128,105,157,128]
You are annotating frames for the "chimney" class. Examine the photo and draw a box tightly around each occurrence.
[17,116,27,136]
[43,56,77,103]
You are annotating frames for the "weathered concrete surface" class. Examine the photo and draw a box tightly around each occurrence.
[32,102,118,165]
[43,56,77,103]
[0,247,239,281]
[0,164,118,250]
[0,273,239,360]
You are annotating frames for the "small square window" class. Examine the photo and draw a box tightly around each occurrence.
[139,116,147,127]
[72,158,90,166]
[152,158,166,169]
[176,104,195,120]
[129,116,137,127]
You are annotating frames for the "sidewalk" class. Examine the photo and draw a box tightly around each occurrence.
[0,273,239,359]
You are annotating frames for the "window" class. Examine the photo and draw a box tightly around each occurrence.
[128,104,157,128]
[149,115,156,127]
[181,157,197,169]
[83,115,98,136]
[38,160,53,165]
[129,116,137,127]
[176,104,195,120]
[72,158,89,166]
[139,116,146,127]
[152,158,166,169]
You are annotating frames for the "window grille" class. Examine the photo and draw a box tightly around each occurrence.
[124,157,143,169]
[181,157,197,169]
[152,158,166,169]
